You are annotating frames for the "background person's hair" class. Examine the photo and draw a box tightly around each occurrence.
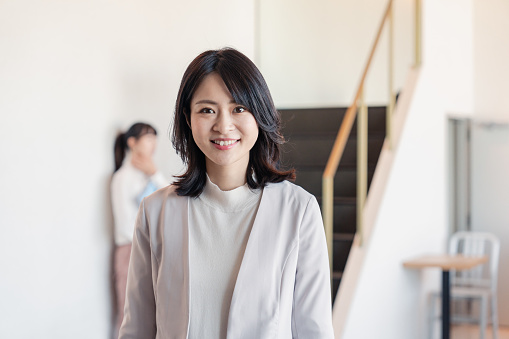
[114,122,157,172]
[171,47,295,197]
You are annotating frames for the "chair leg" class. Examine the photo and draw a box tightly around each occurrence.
[492,295,498,339]
[480,296,487,339]
[428,294,437,339]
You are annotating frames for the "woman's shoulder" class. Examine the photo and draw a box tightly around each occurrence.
[141,184,184,211]
[144,183,179,201]
[265,180,316,204]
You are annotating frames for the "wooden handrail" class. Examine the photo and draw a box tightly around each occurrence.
[323,0,393,179]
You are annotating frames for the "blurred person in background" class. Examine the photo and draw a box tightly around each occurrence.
[111,122,168,336]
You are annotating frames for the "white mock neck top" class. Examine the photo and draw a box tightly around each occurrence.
[188,175,262,339]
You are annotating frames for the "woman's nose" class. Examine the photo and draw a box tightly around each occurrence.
[213,111,235,134]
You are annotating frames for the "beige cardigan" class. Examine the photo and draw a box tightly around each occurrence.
[119,180,334,339]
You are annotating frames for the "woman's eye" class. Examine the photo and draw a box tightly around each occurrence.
[233,106,247,113]
[200,108,215,114]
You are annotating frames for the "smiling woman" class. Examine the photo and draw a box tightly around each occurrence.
[119,48,335,339]
[172,48,296,196]
[189,72,259,191]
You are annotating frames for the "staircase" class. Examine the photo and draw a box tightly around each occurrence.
[279,107,386,304]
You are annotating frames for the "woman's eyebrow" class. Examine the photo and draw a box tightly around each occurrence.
[194,99,236,105]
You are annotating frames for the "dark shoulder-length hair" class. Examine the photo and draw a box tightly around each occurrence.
[171,47,295,197]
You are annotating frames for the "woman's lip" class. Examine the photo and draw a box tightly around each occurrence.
[210,139,240,150]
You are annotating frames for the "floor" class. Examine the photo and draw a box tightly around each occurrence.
[451,325,509,339]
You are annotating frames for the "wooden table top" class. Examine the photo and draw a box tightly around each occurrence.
[403,254,488,270]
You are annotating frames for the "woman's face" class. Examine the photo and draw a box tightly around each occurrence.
[129,133,157,157]
[190,72,259,174]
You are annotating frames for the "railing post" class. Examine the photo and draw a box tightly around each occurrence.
[357,88,368,246]
[415,0,422,67]
[322,176,334,279]
[388,2,394,149]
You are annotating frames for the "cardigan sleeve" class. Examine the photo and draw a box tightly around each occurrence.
[118,200,157,339]
[292,196,335,338]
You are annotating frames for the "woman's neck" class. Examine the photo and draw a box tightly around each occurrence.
[205,159,248,191]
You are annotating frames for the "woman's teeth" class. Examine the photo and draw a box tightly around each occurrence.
[213,140,237,146]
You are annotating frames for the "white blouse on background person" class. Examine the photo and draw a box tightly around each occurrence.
[111,154,168,246]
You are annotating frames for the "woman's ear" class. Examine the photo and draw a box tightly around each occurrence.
[127,136,136,150]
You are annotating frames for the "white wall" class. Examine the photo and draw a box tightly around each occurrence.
[471,125,509,326]
[259,0,415,108]
[0,1,254,338]
[337,0,475,338]
[473,0,509,120]
[471,0,509,326]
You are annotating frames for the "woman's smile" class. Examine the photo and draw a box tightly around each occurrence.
[211,138,240,149]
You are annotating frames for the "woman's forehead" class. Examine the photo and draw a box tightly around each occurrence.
[191,73,233,104]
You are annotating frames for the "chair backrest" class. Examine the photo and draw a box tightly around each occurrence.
[449,231,500,293]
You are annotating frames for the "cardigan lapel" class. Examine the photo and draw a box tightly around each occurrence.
[157,192,191,338]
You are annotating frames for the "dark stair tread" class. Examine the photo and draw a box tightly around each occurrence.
[281,137,385,168]
[280,106,387,137]
[283,131,386,140]
[291,164,378,172]
[294,167,376,198]
[315,196,356,205]
[280,108,346,136]
[333,233,356,241]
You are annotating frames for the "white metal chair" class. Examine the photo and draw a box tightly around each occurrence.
[428,231,500,339]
